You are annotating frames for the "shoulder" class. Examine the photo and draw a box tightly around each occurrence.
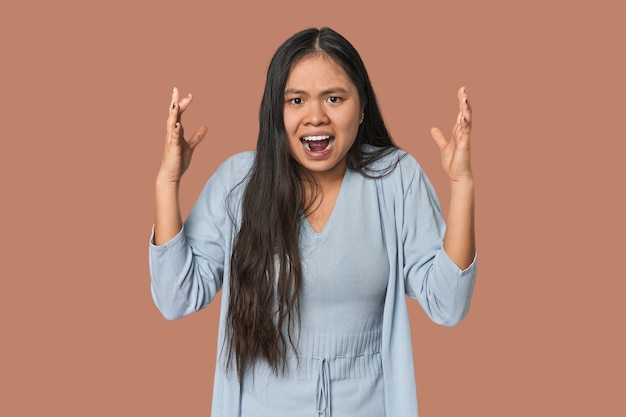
[191,152,256,220]
[200,150,256,198]
[213,151,256,184]
[195,151,256,204]
[361,145,423,185]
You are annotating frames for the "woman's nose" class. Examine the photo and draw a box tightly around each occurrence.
[304,102,330,125]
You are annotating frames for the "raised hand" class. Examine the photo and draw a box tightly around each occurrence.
[158,87,208,185]
[430,87,473,183]
[154,88,208,245]
[430,87,475,269]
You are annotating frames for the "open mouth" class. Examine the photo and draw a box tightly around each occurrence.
[301,135,335,152]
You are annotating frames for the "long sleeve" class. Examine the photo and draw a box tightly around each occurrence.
[148,152,252,320]
[401,158,477,327]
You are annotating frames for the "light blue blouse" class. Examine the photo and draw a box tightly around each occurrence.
[149,147,477,416]
[240,167,389,417]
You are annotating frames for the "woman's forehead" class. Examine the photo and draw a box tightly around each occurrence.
[285,55,353,91]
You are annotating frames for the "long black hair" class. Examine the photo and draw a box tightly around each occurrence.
[227,27,398,381]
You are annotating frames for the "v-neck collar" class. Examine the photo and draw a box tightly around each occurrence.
[302,168,351,238]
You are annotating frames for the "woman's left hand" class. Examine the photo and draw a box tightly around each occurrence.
[430,87,473,183]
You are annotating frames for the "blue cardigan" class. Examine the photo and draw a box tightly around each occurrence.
[149,148,477,416]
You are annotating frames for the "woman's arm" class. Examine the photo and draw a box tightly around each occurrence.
[154,87,207,245]
[430,87,475,270]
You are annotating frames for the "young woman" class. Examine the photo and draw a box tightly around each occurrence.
[150,27,476,417]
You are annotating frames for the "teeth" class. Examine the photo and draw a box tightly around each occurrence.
[302,137,334,152]
[302,135,331,141]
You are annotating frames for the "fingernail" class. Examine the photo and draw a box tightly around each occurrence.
[185,93,192,99]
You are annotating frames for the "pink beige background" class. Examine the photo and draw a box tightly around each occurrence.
[2,0,624,415]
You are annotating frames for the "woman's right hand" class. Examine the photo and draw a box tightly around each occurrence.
[158,87,208,185]
[154,88,207,245]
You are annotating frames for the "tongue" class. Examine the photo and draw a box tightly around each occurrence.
[309,139,330,152]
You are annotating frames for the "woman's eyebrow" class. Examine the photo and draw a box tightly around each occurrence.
[321,87,349,95]
[284,88,307,95]
[284,87,349,95]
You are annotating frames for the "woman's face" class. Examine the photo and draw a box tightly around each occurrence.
[283,55,363,182]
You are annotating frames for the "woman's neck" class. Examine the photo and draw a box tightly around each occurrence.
[300,160,347,215]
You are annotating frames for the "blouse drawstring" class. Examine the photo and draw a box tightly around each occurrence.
[316,357,331,417]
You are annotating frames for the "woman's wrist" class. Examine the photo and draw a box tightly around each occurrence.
[156,172,181,190]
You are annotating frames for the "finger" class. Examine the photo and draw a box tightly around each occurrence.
[452,121,463,140]
[177,92,193,116]
[170,87,194,117]
[456,115,471,148]
[451,107,463,142]
[430,127,448,149]
[166,118,181,145]
[166,88,192,144]
[166,109,180,143]
[461,113,471,135]
[187,125,208,149]
[457,86,467,103]
[170,87,180,115]
[166,88,183,144]
[166,120,183,147]
[171,86,179,105]
[458,86,472,129]
[167,87,180,132]
[459,107,471,137]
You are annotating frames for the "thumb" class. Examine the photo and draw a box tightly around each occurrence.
[430,127,447,149]
[187,125,208,149]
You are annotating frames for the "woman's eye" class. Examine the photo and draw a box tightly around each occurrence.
[289,97,303,105]
[327,96,341,103]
